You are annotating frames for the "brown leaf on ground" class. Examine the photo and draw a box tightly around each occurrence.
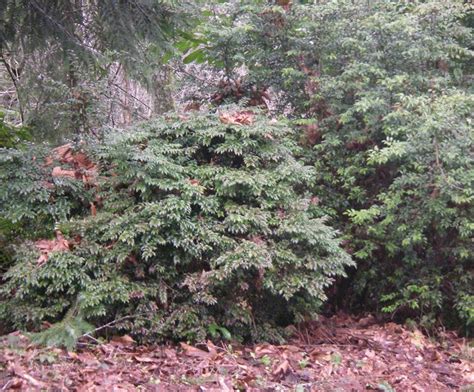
[133,356,157,363]
[218,376,233,392]
[73,152,95,170]
[206,340,219,360]
[263,132,274,140]
[272,359,291,377]
[8,365,46,389]
[110,335,135,346]
[277,0,292,11]
[0,315,472,391]
[41,180,55,189]
[250,235,265,245]
[44,156,54,166]
[254,344,276,357]
[180,342,211,359]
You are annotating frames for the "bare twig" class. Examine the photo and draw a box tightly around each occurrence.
[81,313,150,339]
[110,82,153,112]
[0,51,24,123]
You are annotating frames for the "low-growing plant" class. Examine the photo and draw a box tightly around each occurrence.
[0,111,353,346]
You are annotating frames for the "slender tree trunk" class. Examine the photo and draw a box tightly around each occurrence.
[152,66,174,115]
[0,51,25,123]
[122,73,132,125]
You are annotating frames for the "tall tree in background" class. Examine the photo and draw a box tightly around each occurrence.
[0,0,192,141]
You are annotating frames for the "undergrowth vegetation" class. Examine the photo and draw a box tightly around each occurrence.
[186,0,474,333]
[0,0,473,348]
[0,112,353,345]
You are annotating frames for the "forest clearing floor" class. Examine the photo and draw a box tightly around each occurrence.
[0,314,472,391]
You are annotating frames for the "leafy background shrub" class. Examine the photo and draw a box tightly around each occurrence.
[0,111,353,344]
[185,0,473,334]
[0,113,33,292]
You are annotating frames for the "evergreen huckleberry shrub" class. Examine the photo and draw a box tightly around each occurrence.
[0,111,353,346]
[187,0,473,332]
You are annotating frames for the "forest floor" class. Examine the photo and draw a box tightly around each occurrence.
[0,314,472,391]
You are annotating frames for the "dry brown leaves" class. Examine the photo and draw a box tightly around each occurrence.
[110,335,135,346]
[46,143,98,185]
[277,0,292,12]
[219,111,254,126]
[0,315,472,391]
[33,144,99,266]
[35,231,70,266]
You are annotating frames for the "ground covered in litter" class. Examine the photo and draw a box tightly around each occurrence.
[1,314,472,391]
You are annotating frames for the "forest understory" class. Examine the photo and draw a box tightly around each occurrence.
[1,1,473,391]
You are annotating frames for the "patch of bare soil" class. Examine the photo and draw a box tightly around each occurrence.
[1,314,472,391]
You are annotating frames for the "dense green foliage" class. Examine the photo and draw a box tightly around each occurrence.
[0,113,32,282]
[0,112,30,148]
[189,0,473,332]
[0,112,353,344]
[0,0,473,347]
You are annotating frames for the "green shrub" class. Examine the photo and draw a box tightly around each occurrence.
[348,91,473,332]
[190,0,473,333]
[0,113,34,279]
[0,111,353,344]
[0,142,92,241]
[0,137,94,335]
[0,112,31,148]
